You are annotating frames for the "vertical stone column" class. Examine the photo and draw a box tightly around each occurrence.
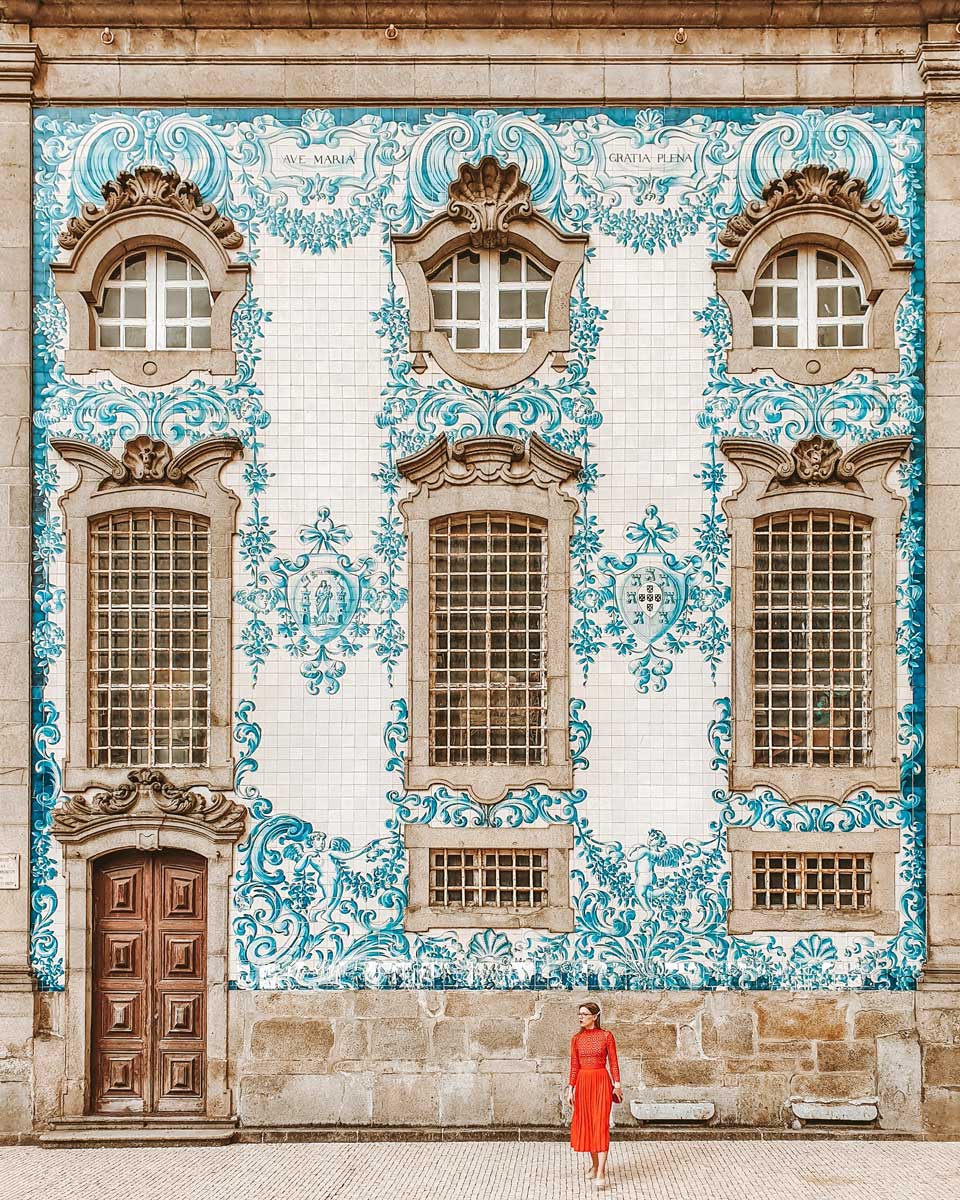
[919,32,960,1133]
[0,31,38,1132]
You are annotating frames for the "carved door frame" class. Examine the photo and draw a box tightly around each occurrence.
[52,777,244,1120]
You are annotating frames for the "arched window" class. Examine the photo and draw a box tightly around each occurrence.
[52,166,249,387]
[393,157,586,390]
[428,248,552,353]
[96,250,213,352]
[751,249,869,351]
[713,164,912,385]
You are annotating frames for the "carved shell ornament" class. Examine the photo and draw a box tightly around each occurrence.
[446,157,534,249]
[57,164,244,251]
[718,163,907,249]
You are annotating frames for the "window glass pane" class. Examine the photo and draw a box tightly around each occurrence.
[842,324,864,347]
[191,287,212,319]
[125,253,147,281]
[817,325,839,348]
[777,325,798,347]
[99,324,120,348]
[100,288,121,319]
[429,259,453,283]
[777,288,797,319]
[499,290,522,320]
[457,291,480,321]
[842,286,864,317]
[166,288,187,319]
[753,323,774,347]
[165,254,188,281]
[165,325,187,348]
[433,290,452,320]
[456,327,480,350]
[499,327,523,350]
[818,287,839,318]
[526,290,547,320]
[125,287,147,320]
[499,251,522,282]
[124,325,146,349]
[191,324,211,349]
[777,251,797,279]
[751,287,773,318]
[759,263,774,280]
[527,257,551,283]
[458,251,480,282]
[817,251,838,278]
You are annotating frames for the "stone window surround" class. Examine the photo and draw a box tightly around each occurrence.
[713,169,913,387]
[50,771,245,1121]
[50,434,243,794]
[404,822,574,932]
[397,432,581,804]
[719,434,911,804]
[52,202,249,388]
[728,826,900,935]
[392,157,588,391]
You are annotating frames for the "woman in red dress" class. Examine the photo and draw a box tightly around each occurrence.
[567,1001,622,1190]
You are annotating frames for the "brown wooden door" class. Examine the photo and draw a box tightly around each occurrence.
[92,849,207,1115]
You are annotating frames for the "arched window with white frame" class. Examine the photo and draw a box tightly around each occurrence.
[96,249,213,352]
[427,247,552,353]
[750,248,869,351]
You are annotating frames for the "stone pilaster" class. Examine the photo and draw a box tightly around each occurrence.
[0,31,39,1134]
[919,32,960,1135]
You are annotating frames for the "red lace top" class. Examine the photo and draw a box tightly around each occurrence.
[569,1027,620,1086]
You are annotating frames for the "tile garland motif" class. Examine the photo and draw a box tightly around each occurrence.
[29,104,924,991]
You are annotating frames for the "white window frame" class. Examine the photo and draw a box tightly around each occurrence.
[429,247,551,354]
[96,249,213,353]
[750,247,870,352]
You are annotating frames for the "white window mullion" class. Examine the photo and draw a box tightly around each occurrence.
[480,249,495,352]
[801,248,815,349]
[147,248,161,350]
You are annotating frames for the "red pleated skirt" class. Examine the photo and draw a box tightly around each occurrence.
[570,1067,613,1152]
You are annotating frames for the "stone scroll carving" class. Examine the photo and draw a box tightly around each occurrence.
[718,163,907,249]
[50,433,243,493]
[58,165,244,251]
[445,157,534,250]
[53,769,247,840]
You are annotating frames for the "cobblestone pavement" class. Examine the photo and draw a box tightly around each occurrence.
[2,1139,959,1200]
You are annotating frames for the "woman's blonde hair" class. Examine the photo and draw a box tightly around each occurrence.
[578,1000,602,1028]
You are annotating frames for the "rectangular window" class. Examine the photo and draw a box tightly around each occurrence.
[429,847,549,909]
[429,511,546,768]
[89,510,210,768]
[752,851,872,912]
[753,510,872,768]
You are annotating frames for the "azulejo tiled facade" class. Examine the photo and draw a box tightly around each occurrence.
[29,102,925,996]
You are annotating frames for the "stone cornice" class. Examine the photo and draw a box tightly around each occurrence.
[3,2,957,28]
[0,43,40,99]
[397,433,582,492]
[917,40,960,96]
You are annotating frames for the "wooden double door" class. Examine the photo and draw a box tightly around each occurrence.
[92,849,207,1115]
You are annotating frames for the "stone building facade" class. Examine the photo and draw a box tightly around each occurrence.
[0,2,958,1140]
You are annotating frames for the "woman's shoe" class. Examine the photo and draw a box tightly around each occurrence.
[594,1177,609,1191]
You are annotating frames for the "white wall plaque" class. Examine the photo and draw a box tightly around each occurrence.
[0,854,20,890]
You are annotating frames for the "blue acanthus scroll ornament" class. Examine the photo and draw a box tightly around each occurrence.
[268,508,374,695]
[600,506,701,693]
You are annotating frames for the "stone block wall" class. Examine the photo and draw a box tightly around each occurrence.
[231,990,922,1132]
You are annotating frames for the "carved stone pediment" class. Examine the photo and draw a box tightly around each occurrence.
[53,769,246,843]
[718,163,907,249]
[720,432,912,496]
[50,434,242,494]
[397,433,582,492]
[58,165,244,251]
[446,157,534,249]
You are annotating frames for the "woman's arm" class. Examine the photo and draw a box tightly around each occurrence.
[607,1031,621,1085]
[569,1034,581,1087]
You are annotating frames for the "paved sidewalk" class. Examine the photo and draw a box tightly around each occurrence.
[2,1140,959,1200]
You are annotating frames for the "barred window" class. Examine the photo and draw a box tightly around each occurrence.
[430,511,546,768]
[753,510,872,768]
[752,851,873,912]
[429,847,549,909]
[89,510,210,768]
[751,248,869,351]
